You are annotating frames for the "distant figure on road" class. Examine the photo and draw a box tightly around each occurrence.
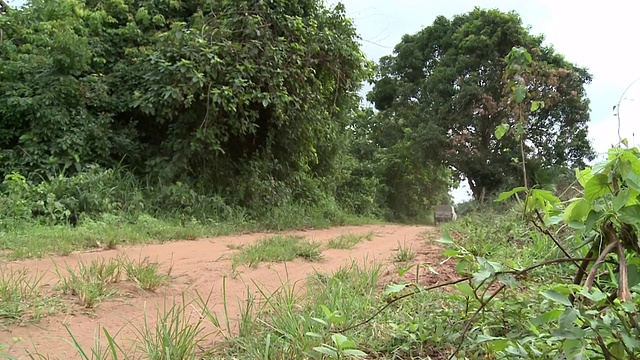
[435,205,457,224]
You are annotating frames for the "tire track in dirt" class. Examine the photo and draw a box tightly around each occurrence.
[1,224,454,359]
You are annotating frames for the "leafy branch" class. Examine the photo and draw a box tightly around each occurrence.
[338,256,596,335]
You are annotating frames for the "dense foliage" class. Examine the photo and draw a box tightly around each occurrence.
[0,0,462,225]
[0,3,595,224]
[0,0,367,204]
[368,8,595,201]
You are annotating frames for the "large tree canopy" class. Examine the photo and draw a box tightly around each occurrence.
[368,8,595,200]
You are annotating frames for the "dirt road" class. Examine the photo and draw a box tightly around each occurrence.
[0,224,455,359]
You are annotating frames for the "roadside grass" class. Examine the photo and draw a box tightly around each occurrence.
[326,232,374,250]
[122,256,171,292]
[0,215,242,261]
[0,213,381,261]
[0,267,63,326]
[54,256,171,308]
[19,205,587,359]
[231,235,324,269]
[439,207,576,280]
[31,294,208,360]
[135,295,209,359]
[55,258,123,308]
[22,258,463,359]
[202,259,461,359]
[393,240,416,263]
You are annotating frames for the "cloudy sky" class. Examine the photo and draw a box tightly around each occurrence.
[6,0,640,202]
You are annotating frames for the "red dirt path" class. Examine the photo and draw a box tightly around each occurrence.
[0,224,457,359]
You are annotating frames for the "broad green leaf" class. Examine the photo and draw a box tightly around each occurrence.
[527,189,561,213]
[533,309,564,325]
[585,210,602,232]
[456,282,475,298]
[562,198,590,223]
[578,287,607,302]
[436,231,454,244]
[456,259,473,275]
[609,342,626,358]
[505,344,529,356]
[584,174,611,202]
[311,317,328,326]
[313,346,337,357]
[627,257,640,289]
[621,333,640,351]
[514,123,525,136]
[619,205,640,225]
[475,334,506,344]
[613,188,631,210]
[545,215,563,226]
[320,305,332,318]
[396,264,415,277]
[562,339,584,359]
[592,160,610,174]
[473,270,492,284]
[567,220,585,230]
[575,167,593,188]
[485,339,510,352]
[384,284,409,296]
[497,273,518,287]
[494,123,510,140]
[527,321,541,336]
[530,100,544,111]
[541,290,572,306]
[342,349,368,357]
[496,186,527,202]
[331,333,349,347]
[442,249,459,257]
[514,86,526,103]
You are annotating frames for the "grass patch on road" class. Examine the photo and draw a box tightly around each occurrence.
[232,235,323,269]
[326,232,374,250]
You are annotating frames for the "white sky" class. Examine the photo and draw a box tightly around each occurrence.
[6,0,640,203]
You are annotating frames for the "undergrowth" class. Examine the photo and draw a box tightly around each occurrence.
[0,167,381,261]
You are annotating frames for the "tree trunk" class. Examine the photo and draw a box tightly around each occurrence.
[468,178,486,202]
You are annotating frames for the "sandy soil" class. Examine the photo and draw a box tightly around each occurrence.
[0,224,458,359]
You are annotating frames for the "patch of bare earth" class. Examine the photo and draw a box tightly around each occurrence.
[0,224,456,359]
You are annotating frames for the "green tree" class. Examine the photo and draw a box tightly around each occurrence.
[0,0,370,211]
[368,8,595,200]
[336,107,452,222]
